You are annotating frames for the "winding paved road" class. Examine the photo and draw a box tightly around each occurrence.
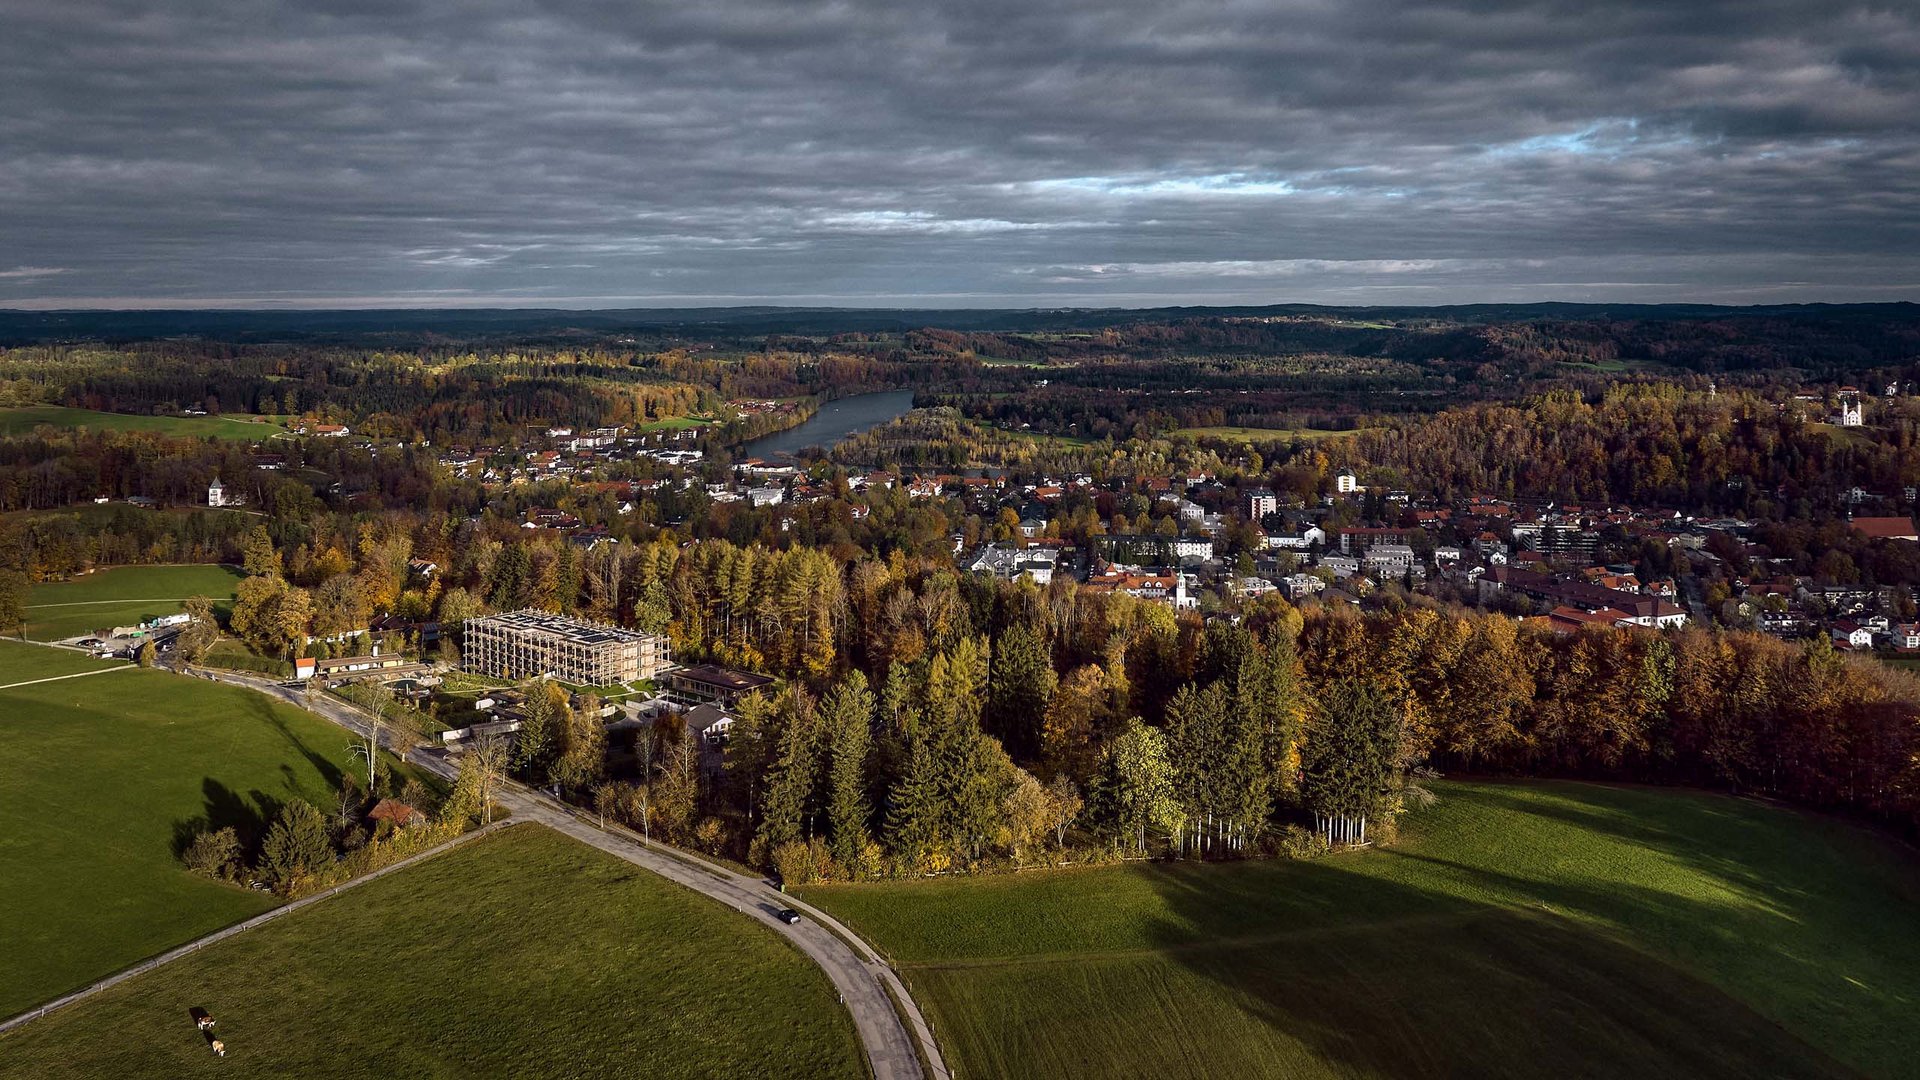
[188,665,950,1080]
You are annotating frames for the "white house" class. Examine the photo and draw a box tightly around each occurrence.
[1832,621,1874,649]
[746,486,786,507]
[1279,573,1327,600]
[207,477,228,507]
[1267,525,1326,551]
[1335,471,1360,494]
[1171,536,1216,560]
[969,544,1060,586]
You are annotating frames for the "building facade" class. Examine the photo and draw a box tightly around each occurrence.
[463,609,669,685]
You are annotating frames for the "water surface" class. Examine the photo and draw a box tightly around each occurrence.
[740,390,915,458]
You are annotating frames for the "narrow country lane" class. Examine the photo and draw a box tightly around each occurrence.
[186,665,950,1080]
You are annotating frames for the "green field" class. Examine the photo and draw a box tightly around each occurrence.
[0,825,865,1079]
[805,781,1920,1079]
[25,564,244,640]
[0,641,412,1017]
[636,414,713,432]
[0,406,287,440]
[1174,425,1368,443]
[0,642,121,684]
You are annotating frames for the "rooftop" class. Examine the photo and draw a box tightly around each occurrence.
[671,664,775,693]
[466,608,658,647]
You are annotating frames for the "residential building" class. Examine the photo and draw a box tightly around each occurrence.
[1481,566,1688,628]
[1280,573,1327,600]
[1831,621,1874,649]
[1336,527,1416,554]
[1266,524,1326,550]
[1246,488,1278,519]
[968,543,1061,585]
[1363,543,1417,578]
[667,664,776,708]
[1083,566,1194,609]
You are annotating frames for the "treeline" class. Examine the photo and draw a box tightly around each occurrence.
[1297,605,1920,834]
[1325,384,1920,513]
[673,589,1920,878]
[0,342,953,443]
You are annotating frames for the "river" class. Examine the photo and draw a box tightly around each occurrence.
[739,390,916,459]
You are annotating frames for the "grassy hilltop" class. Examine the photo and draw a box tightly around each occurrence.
[806,781,1920,1080]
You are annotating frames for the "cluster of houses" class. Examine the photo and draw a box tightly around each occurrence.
[172,403,1920,650]
[942,470,1920,647]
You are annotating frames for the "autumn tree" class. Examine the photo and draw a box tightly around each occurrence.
[1092,717,1182,853]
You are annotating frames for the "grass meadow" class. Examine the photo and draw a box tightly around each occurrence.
[1174,425,1369,443]
[0,643,121,684]
[24,564,244,640]
[0,406,286,440]
[0,825,865,1080]
[0,641,409,1017]
[805,781,1920,1080]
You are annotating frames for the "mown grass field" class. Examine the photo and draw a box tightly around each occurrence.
[0,641,411,1017]
[0,406,286,440]
[24,563,244,640]
[0,642,120,684]
[0,825,865,1080]
[805,781,1920,1080]
[636,414,713,432]
[1174,424,1368,443]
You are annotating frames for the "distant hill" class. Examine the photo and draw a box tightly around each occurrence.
[0,301,1915,345]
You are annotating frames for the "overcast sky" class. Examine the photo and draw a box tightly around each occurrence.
[2,0,1917,308]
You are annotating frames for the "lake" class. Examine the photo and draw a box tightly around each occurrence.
[740,390,915,458]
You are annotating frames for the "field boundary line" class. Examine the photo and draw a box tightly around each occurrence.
[27,598,213,608]
[0,818,518,1037]
[0,666,135,692]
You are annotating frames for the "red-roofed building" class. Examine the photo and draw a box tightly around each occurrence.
[1851,516,1918,542]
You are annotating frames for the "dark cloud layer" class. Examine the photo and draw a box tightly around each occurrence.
[2,0,1916,306]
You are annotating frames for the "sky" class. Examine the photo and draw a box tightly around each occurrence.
[2,0,1917,309]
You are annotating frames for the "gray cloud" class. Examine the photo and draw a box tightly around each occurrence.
[0,0,1915,307]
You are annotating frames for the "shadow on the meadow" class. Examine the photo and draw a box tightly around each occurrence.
[1134,832,1862,1079]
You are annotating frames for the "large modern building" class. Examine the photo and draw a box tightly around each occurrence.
[463,609,669,685]
[666,664,776,708]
